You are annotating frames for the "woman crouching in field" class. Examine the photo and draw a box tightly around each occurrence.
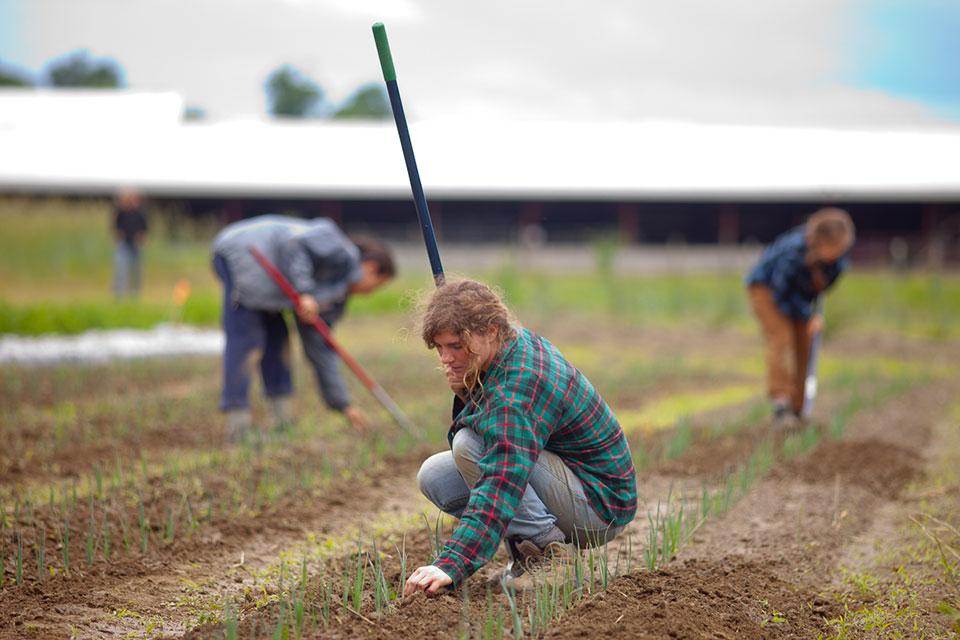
[404,279,638,595]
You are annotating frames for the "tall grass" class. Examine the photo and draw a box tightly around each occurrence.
[0,197,216,298]
[3,198,959,337]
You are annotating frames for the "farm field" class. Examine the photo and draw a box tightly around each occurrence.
[2,312,959,639]
[1,200,959,638]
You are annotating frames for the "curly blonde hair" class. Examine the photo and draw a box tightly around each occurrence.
[419,279,519,391]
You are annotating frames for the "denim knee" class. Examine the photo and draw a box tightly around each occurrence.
[417,454,443,498]
[417,452,468,515]
[417,453,455,501]
[451,428,482,471]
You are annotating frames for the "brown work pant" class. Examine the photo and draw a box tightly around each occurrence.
[748,285,813,414]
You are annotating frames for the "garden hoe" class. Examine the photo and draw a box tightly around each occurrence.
[801,296,824,420]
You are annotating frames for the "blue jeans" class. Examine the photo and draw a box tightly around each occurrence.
[417,428,624,547]
[215,254,293,411]
[112,243,141,296]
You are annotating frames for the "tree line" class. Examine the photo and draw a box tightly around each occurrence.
[0,50,389,120]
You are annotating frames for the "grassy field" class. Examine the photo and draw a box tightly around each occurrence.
[1,197,959,339]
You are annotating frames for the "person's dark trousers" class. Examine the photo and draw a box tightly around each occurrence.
[294,314,348,412]
[214,254,293,411]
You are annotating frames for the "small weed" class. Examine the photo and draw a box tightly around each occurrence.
[481,589,506,640]
[643,494,687,571]
[458,583,471,639]
[94,464,104,500]
[937,600,960,634]
[16,528,24,586]
[422,511,444,561]
[103,514,112,563]
[164,505,176,544]
[183,495,198,533]
[499,574,524,640]
[138,491,149,553]
[85,511,96,567]
[663,416,692,460]
[395,535,407,602]
[36,524,46,582]
[118,510,131,555]
[318,577,332,626]
[61,516,70,575]
[783,424,820,459]
[368,539,393,613]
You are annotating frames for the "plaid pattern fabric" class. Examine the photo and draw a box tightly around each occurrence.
[746,226,848,320]
[432,328,637,585]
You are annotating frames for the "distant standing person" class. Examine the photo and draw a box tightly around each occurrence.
[211,215,396,441]
[745,208,856,430]
[405,280,637,595]
[112,189,148,297]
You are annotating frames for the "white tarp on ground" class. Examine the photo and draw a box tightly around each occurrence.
[0,324,223,365]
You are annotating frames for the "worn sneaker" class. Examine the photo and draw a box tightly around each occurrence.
[500,538,574,592]
[270,397,295,432]
[225,409,253,443]
[503,525,572,575]
[516,539,573,572]
[772,404,802,432]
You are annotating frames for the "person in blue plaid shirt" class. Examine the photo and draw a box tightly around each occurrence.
[746,208,855,430]
[405,279,637,595]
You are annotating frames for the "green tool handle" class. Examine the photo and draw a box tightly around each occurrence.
[372,22,397,82]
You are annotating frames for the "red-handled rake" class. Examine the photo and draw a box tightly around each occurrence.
[248,245,418,437]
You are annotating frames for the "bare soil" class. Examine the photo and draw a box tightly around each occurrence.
[2,328,957,639]
[545,382,952,640]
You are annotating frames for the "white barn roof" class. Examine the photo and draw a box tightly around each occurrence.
[0,90,184,130]
[1,91,959,201]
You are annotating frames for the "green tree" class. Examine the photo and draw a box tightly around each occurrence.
[333,84,390,120]
[265,65,324,118]
[46,50,123,88]
[0,60,33,87]
[184,105,206,121]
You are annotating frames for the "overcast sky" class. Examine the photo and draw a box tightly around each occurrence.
[1,0,958,127]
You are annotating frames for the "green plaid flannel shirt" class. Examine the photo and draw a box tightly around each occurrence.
[433,327,637,585]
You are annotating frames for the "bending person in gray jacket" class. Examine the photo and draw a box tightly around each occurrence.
[212,215,396,440]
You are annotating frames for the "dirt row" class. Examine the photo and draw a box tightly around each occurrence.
[0,393,759,639]
[547,381,952,640]
[0,448,432,639]
[185,380,951,639]
[0,352,734,490]
[0,368,783,639]
[3,322,956,639]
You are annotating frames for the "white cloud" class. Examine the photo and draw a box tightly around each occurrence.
[286,0,423,22]
[14,0,955,126]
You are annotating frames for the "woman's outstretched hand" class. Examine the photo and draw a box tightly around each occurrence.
[404,565,453,596]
